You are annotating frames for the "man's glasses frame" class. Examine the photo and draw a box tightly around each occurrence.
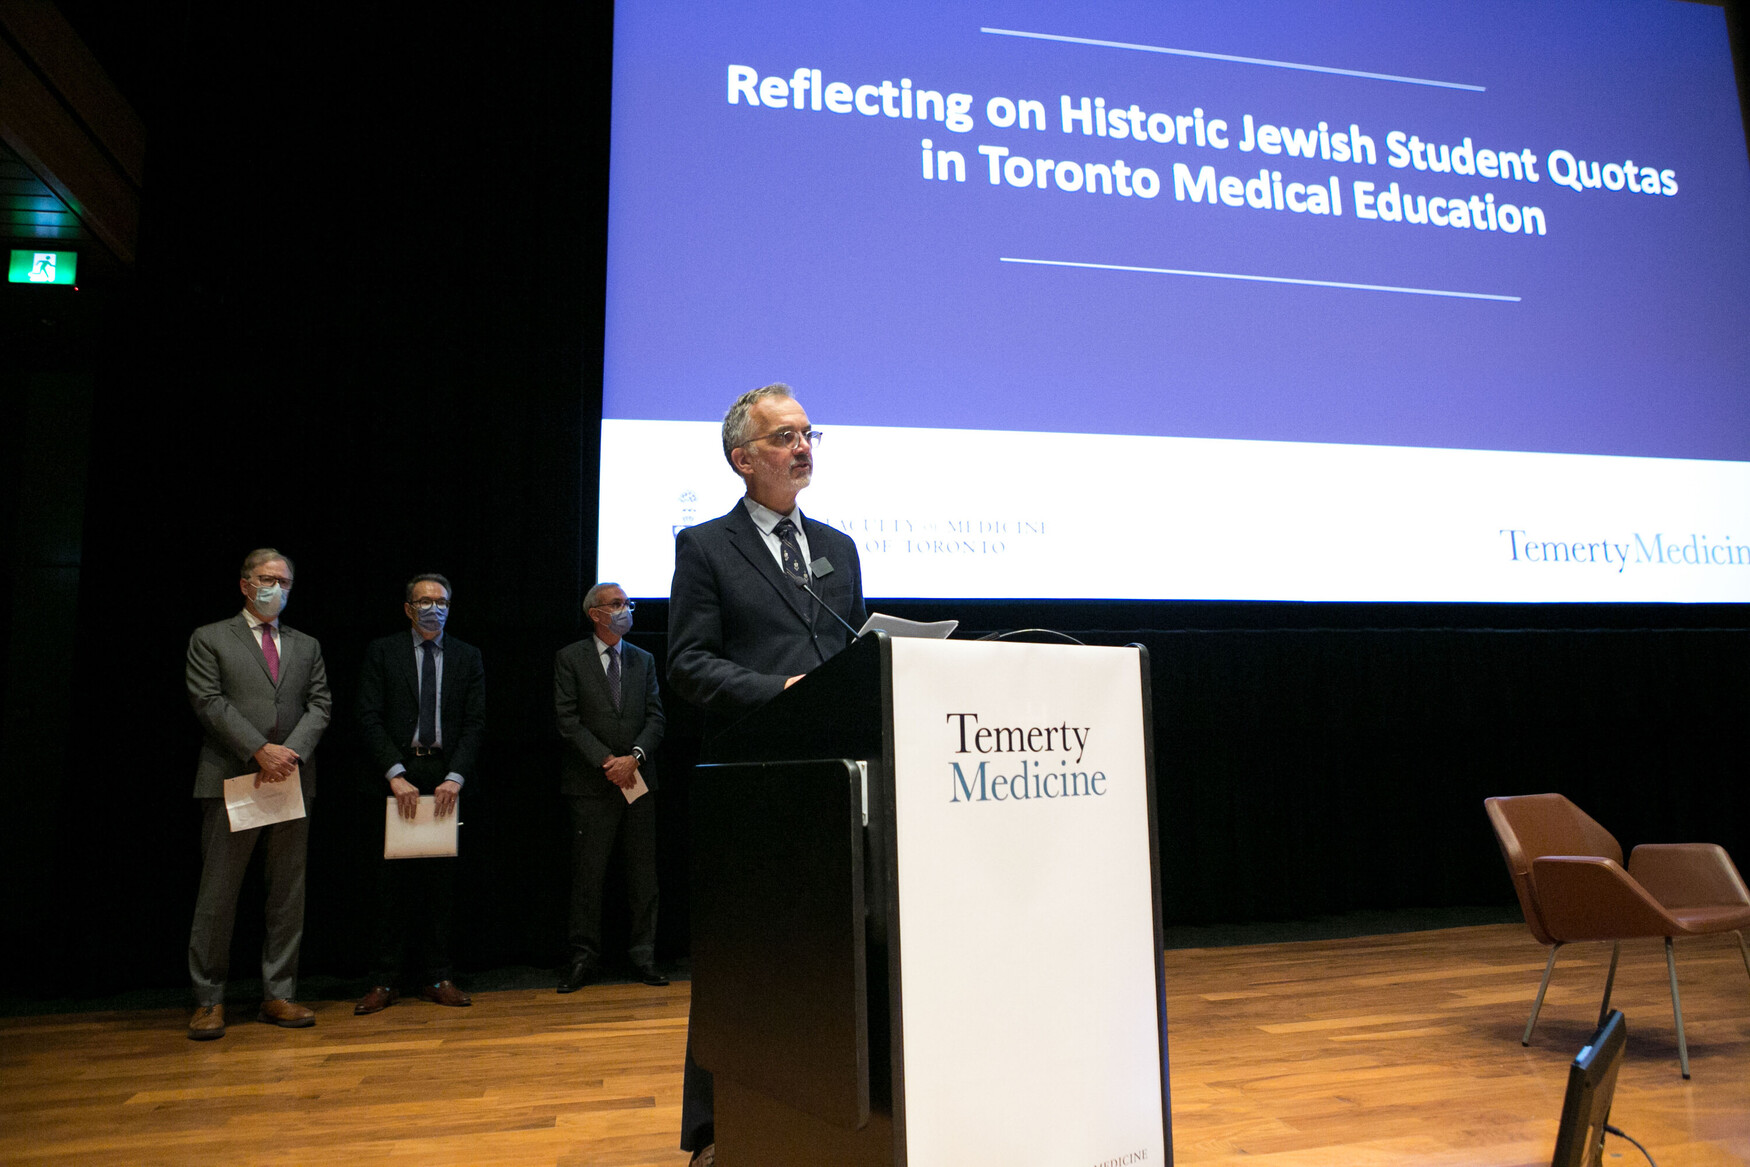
[740,427,823,451]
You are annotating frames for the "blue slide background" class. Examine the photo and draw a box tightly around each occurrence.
[602,0,1750,462]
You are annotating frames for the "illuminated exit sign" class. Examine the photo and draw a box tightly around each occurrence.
[8,250,78,285]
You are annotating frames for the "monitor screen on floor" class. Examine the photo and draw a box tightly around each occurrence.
[599,0,1750,603]
[1549,1008,1627,1167]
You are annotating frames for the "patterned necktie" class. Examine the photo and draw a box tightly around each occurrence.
[606,644,622,711]
[261,624,280,684]
[773,518,809,587]
[418,640,438,746]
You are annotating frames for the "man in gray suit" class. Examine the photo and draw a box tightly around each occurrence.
[554,581,667,991]
[184,548,332,1040]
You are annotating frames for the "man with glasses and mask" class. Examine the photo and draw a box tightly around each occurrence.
[185,548,331,1040]
[352,573,486,1016]
[667,383,867,1166]
[553,582,667,992]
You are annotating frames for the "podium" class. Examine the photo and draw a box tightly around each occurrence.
[690,632,1171,1166]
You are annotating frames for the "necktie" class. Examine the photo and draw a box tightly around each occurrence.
[418,640,438,746]
[773,518,809,587]
[606,645,622,711]
[261,624,280,684]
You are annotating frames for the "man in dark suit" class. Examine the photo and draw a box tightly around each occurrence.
[554,581,668,992]
[353,573,486,1015]
[668,383,867,1165]
[185,547,332,1040]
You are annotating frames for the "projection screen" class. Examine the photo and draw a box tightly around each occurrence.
[598,0,1750,602]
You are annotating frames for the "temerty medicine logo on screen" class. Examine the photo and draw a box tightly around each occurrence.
[944,711,1110,804]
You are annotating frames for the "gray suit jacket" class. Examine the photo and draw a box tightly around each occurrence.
[186,613,332,798]
[555,638,665,797]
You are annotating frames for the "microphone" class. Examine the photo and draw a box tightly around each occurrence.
[798,557,861,641]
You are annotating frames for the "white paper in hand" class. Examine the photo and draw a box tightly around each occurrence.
[384,795,460,858]
[622,767,649,805]
[224,766,306,832]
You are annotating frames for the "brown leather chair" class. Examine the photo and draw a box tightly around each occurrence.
[1484,793,1750,1077]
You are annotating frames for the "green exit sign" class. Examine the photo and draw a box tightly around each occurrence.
[8,250,78,285]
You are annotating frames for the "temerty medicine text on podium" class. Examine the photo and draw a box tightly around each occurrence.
[944,711,1107,803]
[889,639,1165,1165]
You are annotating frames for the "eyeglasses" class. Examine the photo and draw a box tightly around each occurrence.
[409,598,450,612]
[250,574,294,590]
[593,598,635,612]
[741,427,823,451]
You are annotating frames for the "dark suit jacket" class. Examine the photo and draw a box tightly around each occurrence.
[668,501,867,723]
[187,613,331,798]
[555,637,666,797]
[356,630,487,784]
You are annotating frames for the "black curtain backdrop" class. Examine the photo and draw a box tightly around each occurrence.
[1,5,1747,1000]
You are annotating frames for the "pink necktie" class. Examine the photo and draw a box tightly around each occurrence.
[261,624,280,684]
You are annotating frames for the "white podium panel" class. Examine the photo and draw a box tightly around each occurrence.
[889,639,1166,1166]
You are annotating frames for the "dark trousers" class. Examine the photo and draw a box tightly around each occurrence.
[566,788,658,965]
[372,754,458,986]
[680,1024,714,1152]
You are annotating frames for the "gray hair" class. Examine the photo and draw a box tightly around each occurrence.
[582,581,622,611]
[405,573,452,602]
[240,547,294,579]
[721,383,794,468]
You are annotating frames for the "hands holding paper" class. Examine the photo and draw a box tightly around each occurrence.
[389,775,460,819]
[602,754,639,791]
[389,775,420,819]
[252,742,301,786]
[433,779,461,817]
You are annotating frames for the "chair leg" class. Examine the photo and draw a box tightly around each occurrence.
[1595,941,1620,1029]
[1524,944,1561,1046]
[1666,937,1690,1080]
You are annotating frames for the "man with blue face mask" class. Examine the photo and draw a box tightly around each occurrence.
[554,581,667,992]
[185,548,332,1040]
[353,573,486,1016]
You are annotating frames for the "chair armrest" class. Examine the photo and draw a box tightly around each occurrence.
[1628,844,1750,908]
[1529,857,1678,941]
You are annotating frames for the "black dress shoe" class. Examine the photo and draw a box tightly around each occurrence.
[633,964,669,987]
[557,955,600,993]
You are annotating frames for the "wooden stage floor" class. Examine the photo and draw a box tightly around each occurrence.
[3,923,1746,1166]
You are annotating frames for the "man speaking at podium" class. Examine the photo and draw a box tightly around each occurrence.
[668,382,867,1164]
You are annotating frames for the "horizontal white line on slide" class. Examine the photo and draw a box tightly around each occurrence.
[980,26,1487,92]
[999,255,1522,302]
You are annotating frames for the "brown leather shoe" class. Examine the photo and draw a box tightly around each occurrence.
[257,998,316,1028]
[187,1004,225,1041]
[420,979,471,1007]
[354,986,398,1015]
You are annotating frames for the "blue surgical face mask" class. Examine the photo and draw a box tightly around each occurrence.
[607,607,633,636]
[413,602,448,632]
[254,584,287,618]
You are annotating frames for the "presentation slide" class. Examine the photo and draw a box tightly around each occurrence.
[599,0,1750,602]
